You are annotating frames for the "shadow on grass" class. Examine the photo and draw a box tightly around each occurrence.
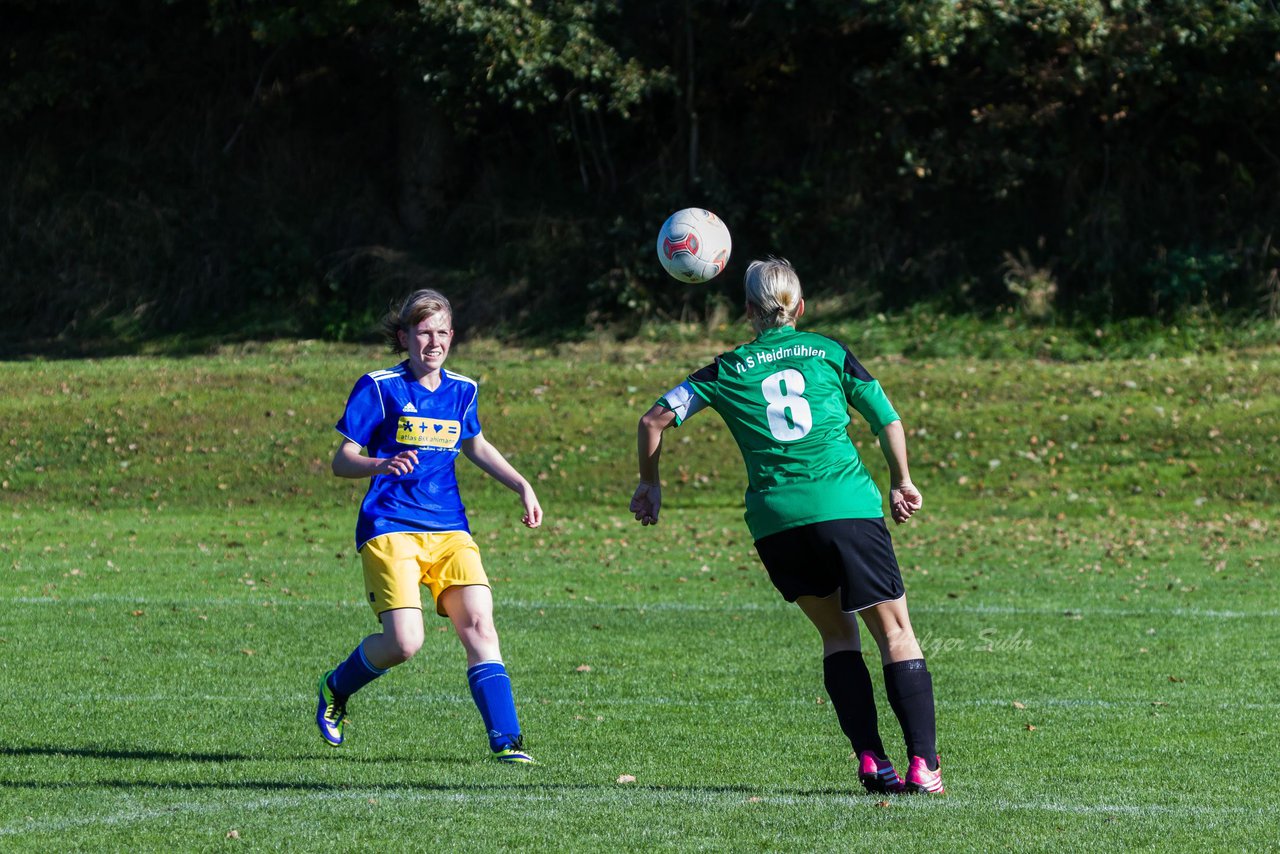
[0,779,859,799]
[0,745,859,799]
[0,745,464,767]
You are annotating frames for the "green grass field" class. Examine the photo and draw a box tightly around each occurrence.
[2,337,1278,851]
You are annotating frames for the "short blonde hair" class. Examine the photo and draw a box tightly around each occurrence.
[383,289,453,353]
[744,257,803,331]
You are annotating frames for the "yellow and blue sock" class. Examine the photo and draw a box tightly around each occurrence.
[329,641,388,698]
[467,660,521,751]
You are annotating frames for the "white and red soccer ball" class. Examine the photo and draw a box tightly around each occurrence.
[656,208,732,283]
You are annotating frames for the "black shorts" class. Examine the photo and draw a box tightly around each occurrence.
[753,518,905,612]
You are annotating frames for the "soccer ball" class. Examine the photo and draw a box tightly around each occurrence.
[656,208,732,283]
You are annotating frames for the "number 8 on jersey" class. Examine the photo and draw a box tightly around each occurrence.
[762,369,812,441]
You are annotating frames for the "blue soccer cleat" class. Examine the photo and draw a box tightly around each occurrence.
[491,736,535,764]
[316,670,348,747]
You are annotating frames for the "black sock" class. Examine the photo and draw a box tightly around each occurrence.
[823,650,886,757]
[883,658,938,768]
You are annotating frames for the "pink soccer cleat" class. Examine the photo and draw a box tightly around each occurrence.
[904,755,945,794]
[857,750,905,794]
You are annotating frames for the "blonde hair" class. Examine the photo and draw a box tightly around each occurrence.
[744,257,803,331]
[383,289,453,353]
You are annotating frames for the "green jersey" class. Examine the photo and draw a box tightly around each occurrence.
[658,326,900,540]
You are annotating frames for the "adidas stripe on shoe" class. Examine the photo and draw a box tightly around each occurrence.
[904,755,945,794]
[857,750,905,794]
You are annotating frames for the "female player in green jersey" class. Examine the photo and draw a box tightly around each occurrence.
[631,257,943,794]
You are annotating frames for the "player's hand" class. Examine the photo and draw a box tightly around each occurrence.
[520,484,543,529]
[630,481,662,526]
[378,450,418,476]
[889,480,923,524]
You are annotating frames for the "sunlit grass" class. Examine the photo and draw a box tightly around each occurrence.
[1,340,1277,849]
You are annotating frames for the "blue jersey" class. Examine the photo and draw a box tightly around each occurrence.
[335,362,482,549]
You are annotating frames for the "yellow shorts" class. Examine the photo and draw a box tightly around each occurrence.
[360,531,489,618]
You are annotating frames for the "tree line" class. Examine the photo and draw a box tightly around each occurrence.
[3,0,1278,346]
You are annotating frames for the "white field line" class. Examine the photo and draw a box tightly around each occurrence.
[6,594,1278,620]
[1,785,1275,838]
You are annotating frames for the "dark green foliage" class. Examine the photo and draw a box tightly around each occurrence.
[2,1,1278,348]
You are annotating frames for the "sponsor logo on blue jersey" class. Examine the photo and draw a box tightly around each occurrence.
[395,417,462,449]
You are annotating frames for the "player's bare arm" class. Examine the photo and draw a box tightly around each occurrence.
[632,404,676,526]
[461,434,543,528]
[331,438,418,479]
[876,420,922,525]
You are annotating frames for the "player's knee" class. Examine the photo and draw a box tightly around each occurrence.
[457,617,500,655]
[464,618,498,647]
[870,616,914,647]
[385,630,424,663]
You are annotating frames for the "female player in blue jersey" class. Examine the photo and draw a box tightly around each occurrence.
[631,258,943,794]
[316,289,542,764]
